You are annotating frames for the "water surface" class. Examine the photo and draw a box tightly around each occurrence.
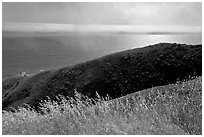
[2,33,202,79]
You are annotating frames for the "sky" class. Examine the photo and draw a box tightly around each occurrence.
[2,2,202,34]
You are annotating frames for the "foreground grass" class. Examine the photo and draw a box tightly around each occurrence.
[2,77,202,135]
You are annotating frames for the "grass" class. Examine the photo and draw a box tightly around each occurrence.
[2,76,202,135]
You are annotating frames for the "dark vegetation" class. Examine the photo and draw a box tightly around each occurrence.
[2,43,202,112]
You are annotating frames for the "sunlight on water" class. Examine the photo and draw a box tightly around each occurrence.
[129,34,202,49]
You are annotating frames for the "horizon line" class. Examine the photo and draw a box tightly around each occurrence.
[2,22,202,35]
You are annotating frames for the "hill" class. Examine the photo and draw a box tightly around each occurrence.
[2,43,202,111]
[114,76,202,134]
[2,76,202,135]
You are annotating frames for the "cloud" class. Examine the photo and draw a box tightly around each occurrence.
[115,3,202,26]
[2,2,202,26]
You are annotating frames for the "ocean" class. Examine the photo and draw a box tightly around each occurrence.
[2,33,202,79]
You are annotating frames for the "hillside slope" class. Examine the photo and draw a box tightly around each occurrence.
[112,76,202,134]
[2,43,202,110]
[2,76,202,135]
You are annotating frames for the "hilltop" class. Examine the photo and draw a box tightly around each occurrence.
[2,43,202,111]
